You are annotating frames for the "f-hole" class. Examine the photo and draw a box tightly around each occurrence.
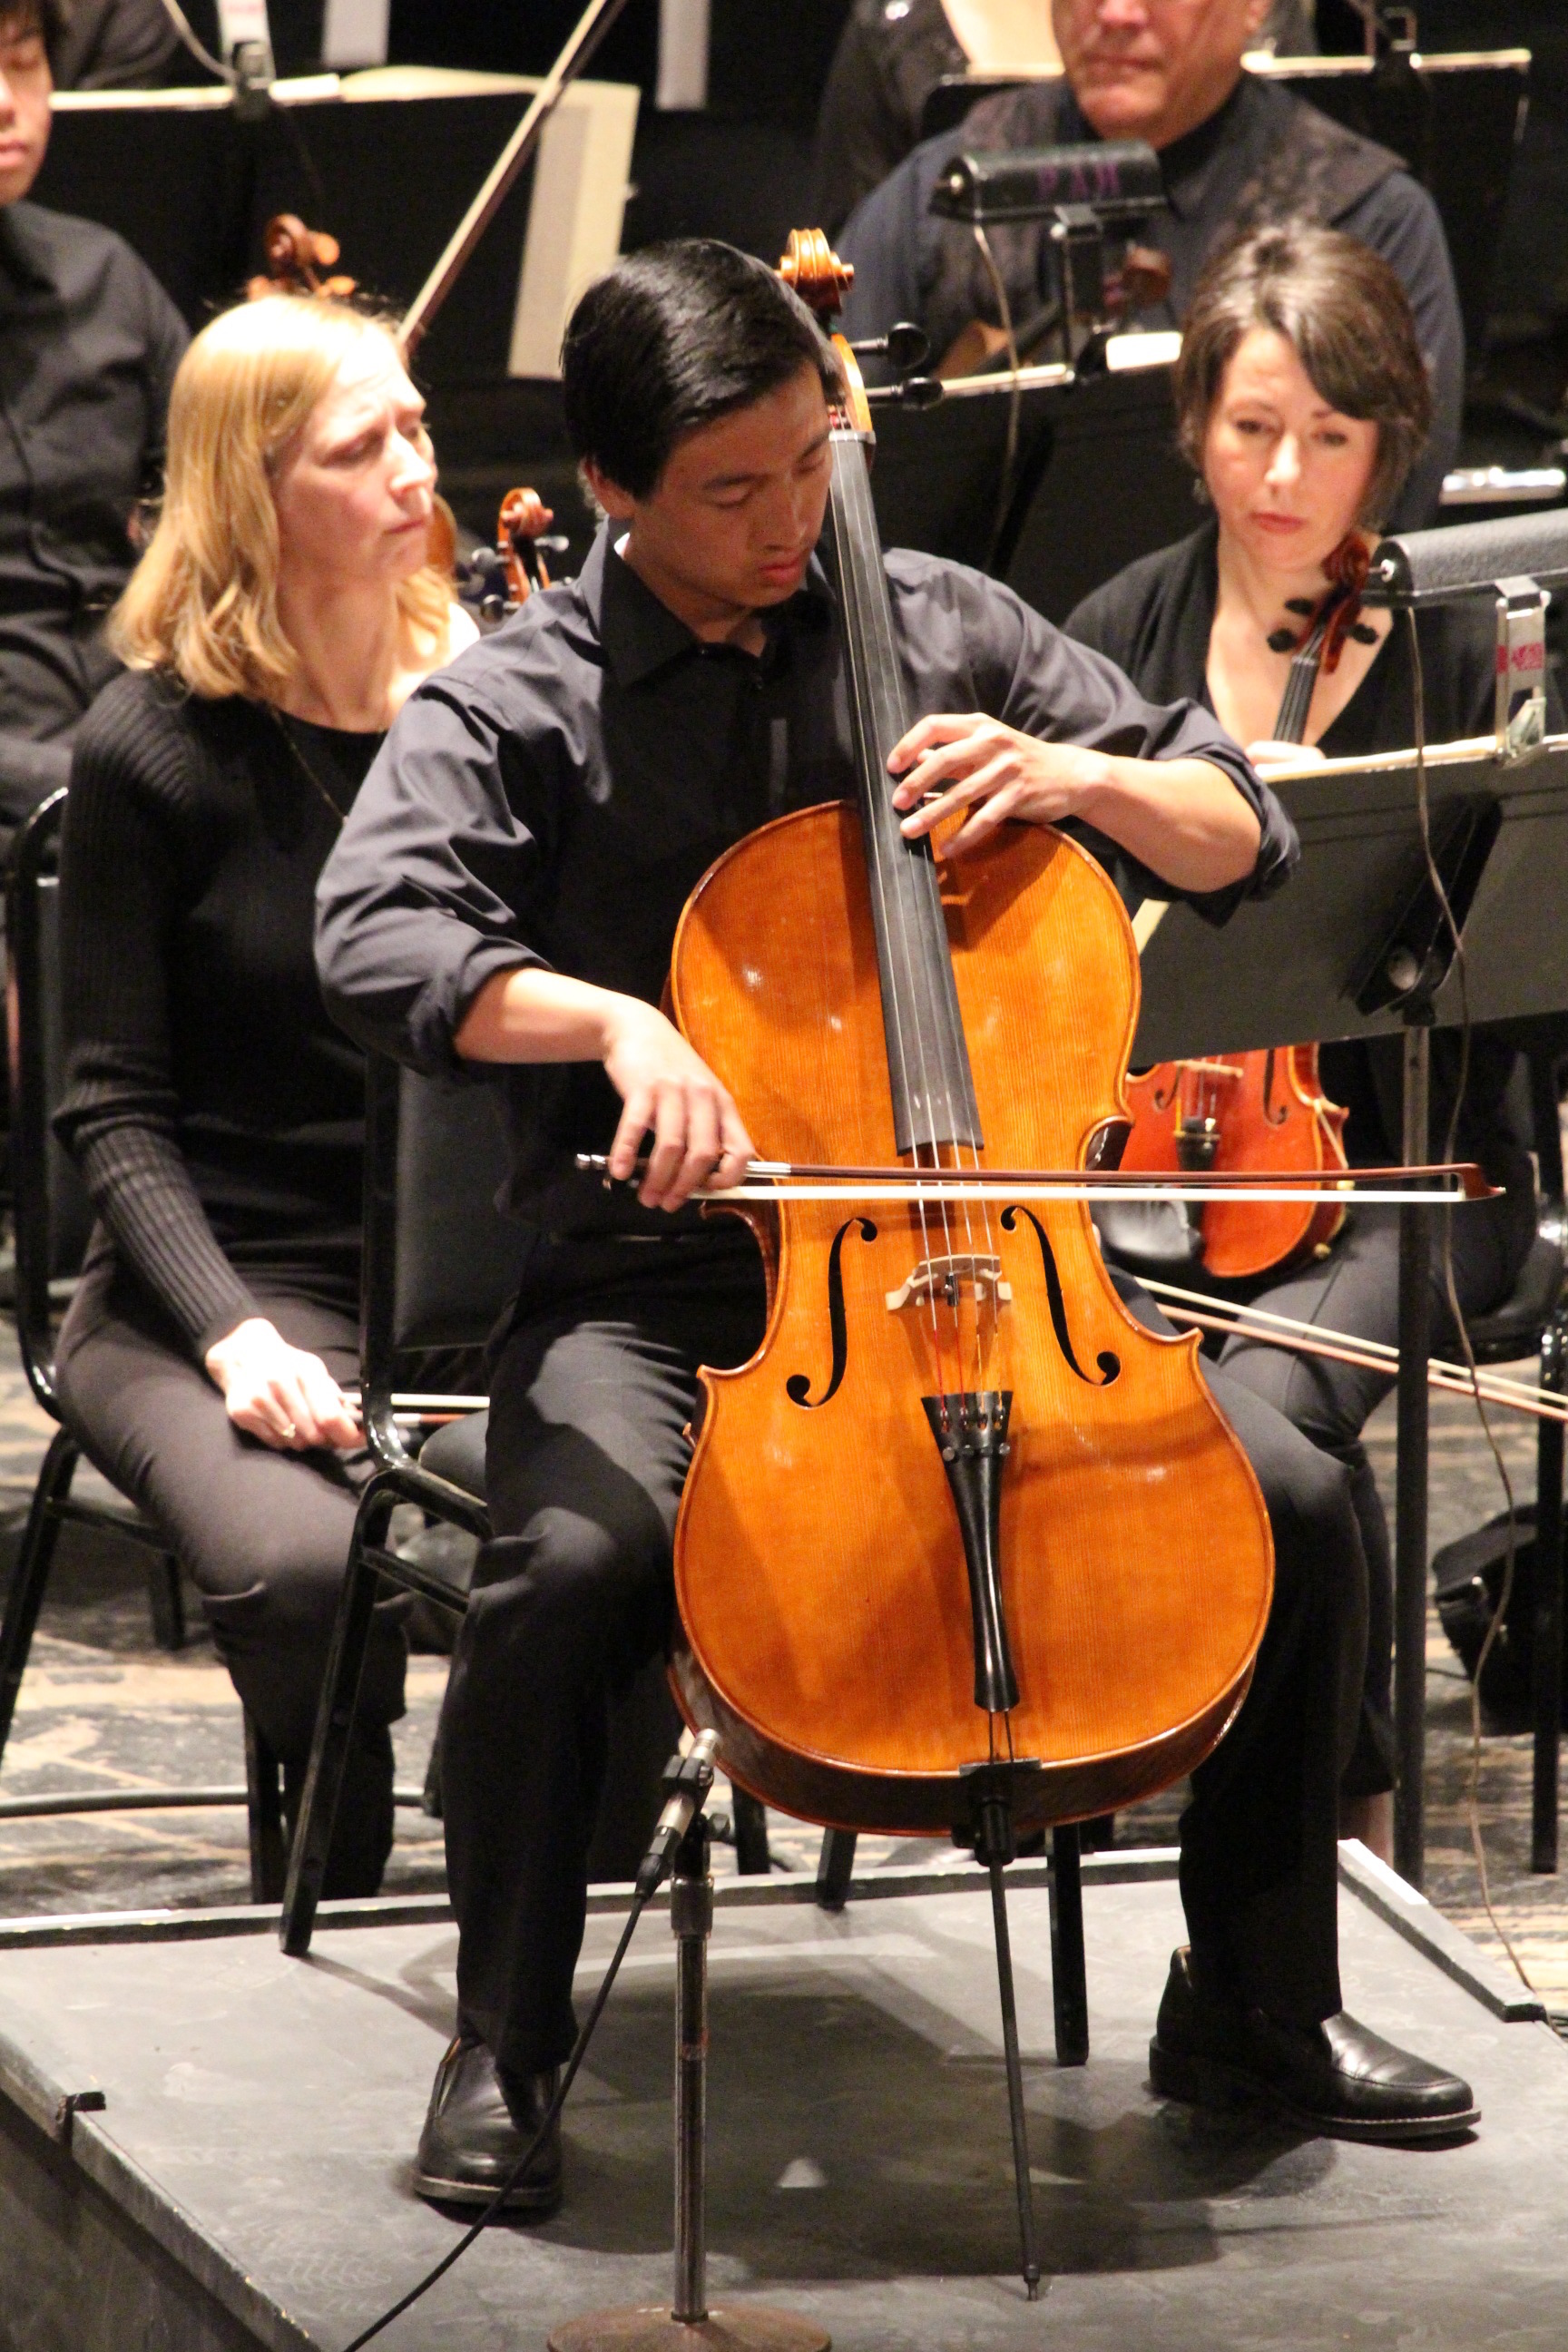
[1001,1205,1120,1386]
[787,1216,878,1407]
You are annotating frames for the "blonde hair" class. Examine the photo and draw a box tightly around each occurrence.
[112,296,454,701]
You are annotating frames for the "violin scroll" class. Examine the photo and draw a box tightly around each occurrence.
[246,215,358,304]
[499,486,557,603]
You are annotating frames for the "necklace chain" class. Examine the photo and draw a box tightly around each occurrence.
[270,706,356,828]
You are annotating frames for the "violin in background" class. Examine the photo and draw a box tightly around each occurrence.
[1117,534,1370,1280]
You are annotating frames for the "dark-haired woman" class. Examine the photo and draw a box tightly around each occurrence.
[1068,223,1553,1858]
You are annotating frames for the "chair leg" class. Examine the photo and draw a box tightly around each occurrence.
[279,1487,394,1955]
[731,1787,771,1875]
[146,1554,186,1653]
[1049,1823,1089,2065]
[0,1426,78,1768]
[1532,1303,1567,1872]
[245,1710,288,1904]
[815,1825,858,1911]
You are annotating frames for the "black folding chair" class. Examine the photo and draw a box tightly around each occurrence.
[0,789,289,1901]
[280,1056,690,1955]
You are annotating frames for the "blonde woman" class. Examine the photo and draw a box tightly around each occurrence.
[53,296,476,1896]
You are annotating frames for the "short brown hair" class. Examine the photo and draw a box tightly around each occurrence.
[1173,224,1433,528]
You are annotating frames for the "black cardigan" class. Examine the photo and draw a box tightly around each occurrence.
[1066,524,1541,1260]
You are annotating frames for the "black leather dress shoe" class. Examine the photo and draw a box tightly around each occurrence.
[1149,1947,1480,2145]
[414,2034,562,2211]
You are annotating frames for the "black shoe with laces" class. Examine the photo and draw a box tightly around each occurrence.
[1149,1947,1480,2145]
[413,2033,562,2211]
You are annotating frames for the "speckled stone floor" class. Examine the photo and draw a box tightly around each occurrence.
[1,1318,1565,2013]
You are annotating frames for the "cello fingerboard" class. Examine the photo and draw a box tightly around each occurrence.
[826,423,982,1156]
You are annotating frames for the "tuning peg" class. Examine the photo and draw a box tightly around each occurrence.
[847,320,931,372]
[897,375,944,410]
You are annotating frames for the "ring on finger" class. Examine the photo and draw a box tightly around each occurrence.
[278,1419,298,1442]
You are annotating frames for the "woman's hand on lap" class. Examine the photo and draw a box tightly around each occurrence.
[204,1318,361,1451]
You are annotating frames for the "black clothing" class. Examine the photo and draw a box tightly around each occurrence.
[811,0,1316,240]
[56,674,379,1357]
[316,525,1291,1240]
[1066,521,1542,1227]
[838,73,1461,528]
[0,203,186,821]
[448,1231,1361,2075]
[51,0,179,88]
[811,0,966,240]
[1065,520,1546,1796]
[318,524,1367,2069]
[54,1265,405,1888]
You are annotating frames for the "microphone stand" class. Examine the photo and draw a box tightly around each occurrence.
[547,1754,830,2352]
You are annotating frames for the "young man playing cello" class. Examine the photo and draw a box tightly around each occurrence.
[315,239,1475,2214]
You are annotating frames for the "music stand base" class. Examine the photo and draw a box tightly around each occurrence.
[547,2307,830,2350]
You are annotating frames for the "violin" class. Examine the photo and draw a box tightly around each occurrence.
[497,486,562,603]
[667,230,1273,1861]
[245,214,358,303]
[456,489,568,625]
[1117,536,1370,1280]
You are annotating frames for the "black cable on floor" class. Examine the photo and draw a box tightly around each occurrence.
[339,1889,652,2352]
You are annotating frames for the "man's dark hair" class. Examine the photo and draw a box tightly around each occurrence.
[0,0,68,58]
[560,240,840,499]
[1174,222,1432,528]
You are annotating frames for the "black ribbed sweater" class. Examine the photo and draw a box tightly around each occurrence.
[55,670,382,1356]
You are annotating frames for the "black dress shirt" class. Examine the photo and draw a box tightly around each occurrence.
[317,524,1293,1236]
[838,72,1461,528]
[0,201,188,820]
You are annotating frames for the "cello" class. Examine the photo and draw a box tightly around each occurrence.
[660,233,1275,2274]
[670,230,1272,1834]
[1116,536,1374,1279]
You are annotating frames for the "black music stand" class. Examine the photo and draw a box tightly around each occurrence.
[916,49,1528,361]
[867,358,1191,613]
[1132,738,1568,1890]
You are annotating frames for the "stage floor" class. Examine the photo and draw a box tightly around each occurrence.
[0,1856,1562,2352]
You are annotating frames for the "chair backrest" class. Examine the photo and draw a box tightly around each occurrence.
[5,790,93,1416]
[359,1054,532,1452]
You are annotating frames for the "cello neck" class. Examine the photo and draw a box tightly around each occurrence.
[823,416,982,1156]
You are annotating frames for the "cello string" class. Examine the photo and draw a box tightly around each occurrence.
[830,425,953,1397]
[841,444,989,1396]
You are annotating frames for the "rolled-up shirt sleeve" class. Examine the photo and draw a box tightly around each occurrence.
[316,677,550,1075]
[893,554,1298,926]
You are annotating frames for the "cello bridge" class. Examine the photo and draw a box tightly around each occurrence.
[886,1254,1012,1314]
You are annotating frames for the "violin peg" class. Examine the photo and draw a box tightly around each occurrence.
[1349,622,1378,644]
[1266,628,1299,653]
[1283,598,1315,616]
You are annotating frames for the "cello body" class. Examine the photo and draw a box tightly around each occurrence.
[669,802,1274,1834]
[1120,1046,1349,1282]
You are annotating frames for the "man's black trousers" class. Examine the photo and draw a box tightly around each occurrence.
[444,1229,1368,2079]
